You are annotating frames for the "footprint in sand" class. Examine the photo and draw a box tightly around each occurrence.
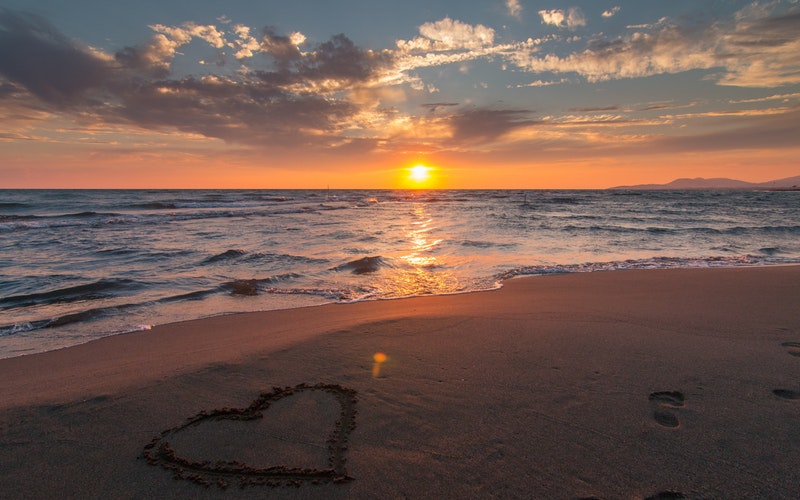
[781,342,800,357]
[644,492,687,500]
[772,342,800,400]
[648,391,685,428]
[772,389,800,400]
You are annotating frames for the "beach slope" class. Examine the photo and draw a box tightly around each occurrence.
[1,267,799,498]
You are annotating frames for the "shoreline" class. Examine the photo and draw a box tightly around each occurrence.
[5,187,798,362]
[1,266,799,497]
[4,258,797,362]
[2,265,798,406]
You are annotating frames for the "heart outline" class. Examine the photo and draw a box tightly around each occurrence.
[142,383,357,489]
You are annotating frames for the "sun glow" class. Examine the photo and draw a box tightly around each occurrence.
[395,163,444,189]
[406,164,433,186]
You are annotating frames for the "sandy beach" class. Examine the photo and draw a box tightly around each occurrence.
[1,266,799,499]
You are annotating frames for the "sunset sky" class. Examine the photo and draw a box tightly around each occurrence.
[1,0,799,188]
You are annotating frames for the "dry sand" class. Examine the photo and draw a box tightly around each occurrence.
[1,267,799,499]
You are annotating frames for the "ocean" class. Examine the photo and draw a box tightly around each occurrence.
[1,189,798,359]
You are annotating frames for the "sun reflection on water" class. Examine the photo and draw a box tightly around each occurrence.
[386,202,462,296]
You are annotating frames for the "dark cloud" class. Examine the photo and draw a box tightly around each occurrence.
[109,76,357,147]
[255,32,393,89]
[110,31,392,148]
[0,8,393,150]
[300,34,391,83]
[114,45,169,78]
[0,8,113,104]
[260,28,303,68]
[449,108,537,142]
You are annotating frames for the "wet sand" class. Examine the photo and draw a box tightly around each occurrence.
[1,266,799,498]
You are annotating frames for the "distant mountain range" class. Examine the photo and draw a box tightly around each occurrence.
[611,175,800,190]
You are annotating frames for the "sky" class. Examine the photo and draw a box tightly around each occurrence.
[1,0,799,189]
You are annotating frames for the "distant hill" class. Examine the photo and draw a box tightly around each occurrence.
[611,175,800,190]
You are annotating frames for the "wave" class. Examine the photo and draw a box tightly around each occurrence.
[0,322,38,336]
[523,223,800,236]
[0,272,307,337]
[126,202,178,210]
[157,273,304,302]
[264,286,373,302]
[2,205,344,232]
[193,273,303,299]
[0,211,132,232]
[331,256,391,274]
[125,197,292,209]
[460,239,518,249]
[0,279,144,310]
[521,194,584,206]
[249,194,293,202]
[70,211,118,218]
[202,249,247,263]
[243,253,329,265]
[201,250,328,266]
[0,214,40,223]
[21,198,747,236]
[0,202,28,210]
[95,247,139,256]
[315,204,349,211]
[544,196,582,204]
[43,308,111,328]
[155,289,217,303]
[497,255,800,282]
[10,211,123,219]
[221,279,259,296]
[0,301,141,336]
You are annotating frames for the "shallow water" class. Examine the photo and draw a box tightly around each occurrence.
[1,189,798,358]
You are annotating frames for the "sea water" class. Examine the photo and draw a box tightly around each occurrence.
[1,189,798,358]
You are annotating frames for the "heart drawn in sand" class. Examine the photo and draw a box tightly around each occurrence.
[142,383,357,489]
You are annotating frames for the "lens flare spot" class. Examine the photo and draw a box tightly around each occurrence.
[372,351,388,378]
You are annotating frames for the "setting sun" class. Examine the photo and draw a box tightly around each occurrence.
[409,165,432,183]
[398,164,441,188]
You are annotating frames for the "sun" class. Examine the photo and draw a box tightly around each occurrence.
[408,165,432,184]
[397,163,440,189]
